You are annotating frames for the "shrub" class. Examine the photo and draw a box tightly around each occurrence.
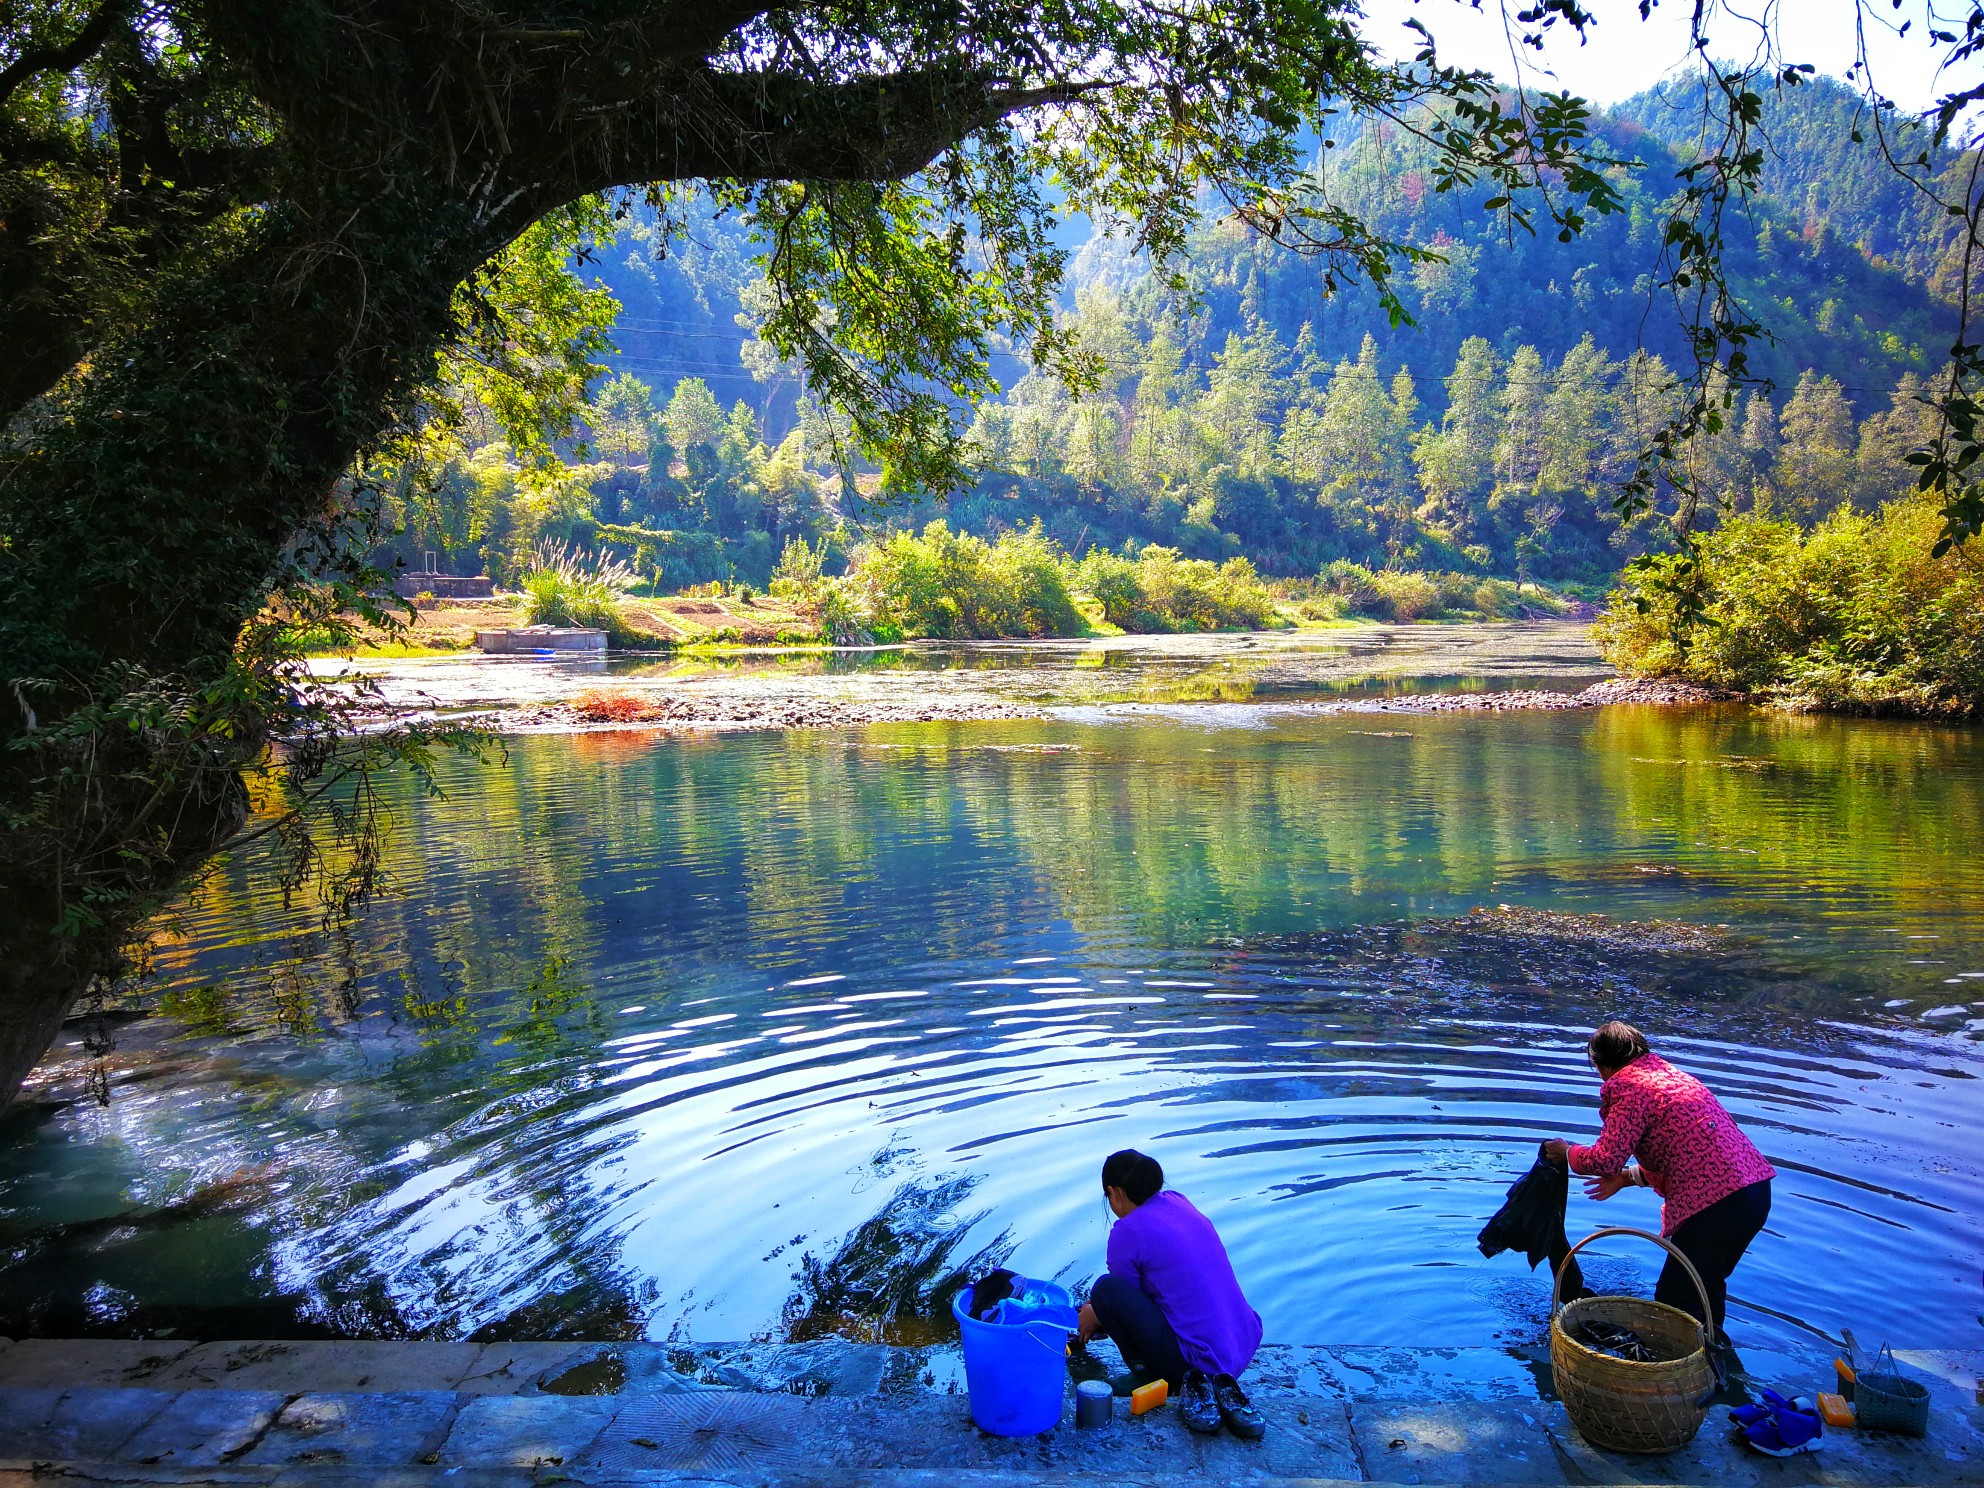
[1596,495,1984,718]
[768,535,827,602]
[816,583,876,647]
[1470,578,1520,619]
[1077,546,1275,631]
[520,542,637,631]
[1369,569,1443,621]
[1316,560,1385,617]
[852,520,1082,639]
[1296,594,1348,622]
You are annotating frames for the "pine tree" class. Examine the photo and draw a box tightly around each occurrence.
[1276,322,1332,486]
[1495,345,1549,492]
[1771,371,1857,521]
[1129,327,1191,494]
[1200,316,1290,481]
[1412,336,1499,539]
[1738,389,1779,512]
[1854,373,1938,509]
[1538,334,1612,495]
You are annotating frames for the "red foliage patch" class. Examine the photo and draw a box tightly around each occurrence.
[570,689,663,723]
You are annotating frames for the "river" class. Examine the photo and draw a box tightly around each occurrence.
[3,630,1980,1355]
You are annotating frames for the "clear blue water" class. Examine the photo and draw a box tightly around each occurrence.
[2,701,1980,1353]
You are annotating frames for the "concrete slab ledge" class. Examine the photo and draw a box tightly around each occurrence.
[0,1339,1975,1488]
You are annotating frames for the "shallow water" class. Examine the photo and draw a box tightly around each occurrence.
[322,620,1611,714]
[3,695,1981,1353]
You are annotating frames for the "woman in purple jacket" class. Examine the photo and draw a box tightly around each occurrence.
[1074,1149,1266,1439]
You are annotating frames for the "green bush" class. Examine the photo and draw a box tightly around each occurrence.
[1077,546,1276,631]
[1470,578,1520,618]
[1369,569,1443,621]
[520,541,637,631]
[1595,496,1984,718]
[851,520,1083,639]
[1316,560,1384,616]
[1311,563,1569,621]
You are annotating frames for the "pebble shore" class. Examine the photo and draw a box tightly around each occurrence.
[460,675,1734,734]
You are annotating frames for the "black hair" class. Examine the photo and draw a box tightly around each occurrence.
[1589,1020,1652,1073]
[1101,1149,1164,1205]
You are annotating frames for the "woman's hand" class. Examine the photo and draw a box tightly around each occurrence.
[1540,1139,1570,1168]
[1583,1172,1630,1202]
[1076,1301,1100,1346]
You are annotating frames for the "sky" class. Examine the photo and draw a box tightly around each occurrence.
[1356,0,1970,115]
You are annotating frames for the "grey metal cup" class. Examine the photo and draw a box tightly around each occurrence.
[1075,1376,1114,1429]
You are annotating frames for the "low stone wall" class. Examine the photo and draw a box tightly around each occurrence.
[394,574,495,599]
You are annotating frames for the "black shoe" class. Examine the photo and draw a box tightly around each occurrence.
[1181,1368,1222,1434]
[1214,1373,1265,1440]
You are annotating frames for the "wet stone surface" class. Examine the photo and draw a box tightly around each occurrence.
[0,1338,1979,1484]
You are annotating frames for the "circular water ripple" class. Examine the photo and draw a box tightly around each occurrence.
[1,711,1980,1351]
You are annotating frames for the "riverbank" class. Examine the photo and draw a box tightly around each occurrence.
[319,623,1728,734]
[487,676,1726,734]
[2,1336,1977,1484]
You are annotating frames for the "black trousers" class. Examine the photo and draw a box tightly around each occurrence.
[1089,1273,1187,1387]
[1654,1178,1771,1334]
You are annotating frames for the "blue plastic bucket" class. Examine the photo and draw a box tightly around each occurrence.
[953,1280,1078,1436]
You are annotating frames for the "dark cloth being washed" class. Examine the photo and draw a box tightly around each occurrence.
[1477,1154,1586,1298]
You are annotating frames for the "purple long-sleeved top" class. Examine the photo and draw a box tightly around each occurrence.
[1107,1189,1263,1377]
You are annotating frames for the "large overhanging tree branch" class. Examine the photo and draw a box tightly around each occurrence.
[2,0,1962,1107]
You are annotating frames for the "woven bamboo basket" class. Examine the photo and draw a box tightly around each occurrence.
[1550,1226,1719,1454]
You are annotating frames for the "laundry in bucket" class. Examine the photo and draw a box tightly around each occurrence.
[966,1269,1018,1320]
[954,1276,1080,1437]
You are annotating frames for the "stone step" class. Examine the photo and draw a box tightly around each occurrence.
[3,1380,1981,1487]
[2,1341,1977,1488]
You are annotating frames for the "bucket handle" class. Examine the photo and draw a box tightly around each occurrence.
[1023,1320,1073,1358]
[1551,1225,1721,1406]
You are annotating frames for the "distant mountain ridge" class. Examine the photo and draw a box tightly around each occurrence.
[592,74,1959,430]
[1063,73,1955,421]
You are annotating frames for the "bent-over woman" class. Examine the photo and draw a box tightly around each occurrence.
[1544,1021,1776,1341]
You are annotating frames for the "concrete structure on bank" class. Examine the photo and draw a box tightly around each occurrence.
[394,574,497,599]
[475,625,609,655]
[0,1336,1977,1486]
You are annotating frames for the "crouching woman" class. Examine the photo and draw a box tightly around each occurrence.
[1075,1148,1266,1438]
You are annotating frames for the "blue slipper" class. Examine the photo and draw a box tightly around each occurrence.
[1737,1393,1824,1457]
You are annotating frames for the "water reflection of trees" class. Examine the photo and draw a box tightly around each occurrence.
[779,1173,1011,1345]
[19,707,1976,1340]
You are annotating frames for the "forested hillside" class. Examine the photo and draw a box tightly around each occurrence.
[385,74,1967,592]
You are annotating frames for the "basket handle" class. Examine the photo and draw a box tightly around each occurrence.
[1551,1224,1722,1404]
[1550,1225,1714,1331]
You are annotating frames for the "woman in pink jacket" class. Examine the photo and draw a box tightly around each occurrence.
[1543,1021,1776,1341]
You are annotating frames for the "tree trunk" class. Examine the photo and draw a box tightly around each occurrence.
[0,192,500,1110]
[0,938,95,1110]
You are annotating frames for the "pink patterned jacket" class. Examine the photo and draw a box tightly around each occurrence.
[1567,1053,1775,1234]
